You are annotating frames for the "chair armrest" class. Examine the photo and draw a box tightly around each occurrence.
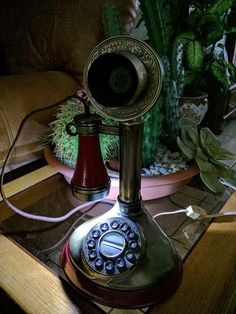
[0,71,79,167]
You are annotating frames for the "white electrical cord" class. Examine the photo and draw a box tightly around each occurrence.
[35,202,100,256]
[1,196,114,222]
[219,177,236,190]
[153,209,187,219]
[0,94,115,222]
[153,205,236,220]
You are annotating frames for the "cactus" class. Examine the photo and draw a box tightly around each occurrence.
[101,2,164,166]
[139,0,167,57]
[102,2,123,37]
[142,102,164,166]
[48,98,119,168]
[140,0,185,145]
[177,117,236,193]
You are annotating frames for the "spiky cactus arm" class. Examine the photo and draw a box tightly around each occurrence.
[102,2,123,37]
[164,39,185,145]
[140,0,184,145]
[142,102,164,166]
[139,0,167,56]
[137,1,169,161]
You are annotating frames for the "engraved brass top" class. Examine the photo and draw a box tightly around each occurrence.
[83,35,163,122]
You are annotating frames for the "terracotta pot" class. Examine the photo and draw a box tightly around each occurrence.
[44,145,199,201]
[179,94,208,125]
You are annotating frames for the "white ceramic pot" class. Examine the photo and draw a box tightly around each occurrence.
[179,94,208,125]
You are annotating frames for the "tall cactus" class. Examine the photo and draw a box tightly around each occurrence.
[102,2,164,166]
[140,0,185,147]
[102,2,123,37]
[139,0,167,56]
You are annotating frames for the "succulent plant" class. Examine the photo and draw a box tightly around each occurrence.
[177,116,236,193]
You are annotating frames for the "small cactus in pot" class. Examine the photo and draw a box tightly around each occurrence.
[47,96,119,169]
[177,117,236,193]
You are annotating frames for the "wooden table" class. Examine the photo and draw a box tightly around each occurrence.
[0,166,236,313]
[150,190,236,314]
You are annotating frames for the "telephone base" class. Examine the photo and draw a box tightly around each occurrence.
[61,240,182,308]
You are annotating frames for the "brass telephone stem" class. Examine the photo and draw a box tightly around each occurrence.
[119,117,144,206]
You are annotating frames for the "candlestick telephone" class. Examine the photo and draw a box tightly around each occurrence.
[61,35,182,308]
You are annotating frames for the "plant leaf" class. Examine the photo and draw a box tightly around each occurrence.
[199,13,224,46]
[210,60,231,91]
[183,70,196,88]
[186,40,204,72]
[228,63,236,82]
[179,116,198,130]
[180,126,198,151]
[177,32,195,43]
[230,168,236,180]
[219,170,236,189]
[200,128,221,157]
[196,147,208,161]
[200,171,225,193]
[222,177,236,189]
[227,26,236,35]
[206,27,225,46]
[186,126,199,147]
[178,117,199,150]
[177,136,195,160]
[196,157,214,172]
[213,147,235,160]
[211,159,232,177]
[206,0,234,15]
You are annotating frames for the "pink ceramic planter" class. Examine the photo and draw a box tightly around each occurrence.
[44,145,199,201]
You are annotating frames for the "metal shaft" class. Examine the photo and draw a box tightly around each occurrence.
[119,118,144,205]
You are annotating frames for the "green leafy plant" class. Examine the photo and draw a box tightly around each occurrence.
[139,0,236,141]
[176,0,236,96]
[177,116,236,193]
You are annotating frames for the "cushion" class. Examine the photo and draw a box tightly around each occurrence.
[0,71,79,166]
[0,0,139,81]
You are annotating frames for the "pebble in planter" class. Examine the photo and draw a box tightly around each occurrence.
[142,146,189,177]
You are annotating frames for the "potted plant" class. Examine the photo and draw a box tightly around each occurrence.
[140,0,236,131]
[41,2,198,201]
[176,1,236,129]
[177,1,236,96]
[43,95,199,201]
